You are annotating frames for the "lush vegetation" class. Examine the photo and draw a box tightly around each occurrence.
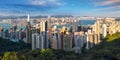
[0,32,120,60]
[79,32,120,60]
[0,38,31,57]
[105,32,120,42]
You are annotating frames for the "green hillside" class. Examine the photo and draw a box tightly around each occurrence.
[80,32,120,60]
[0,38,31,56]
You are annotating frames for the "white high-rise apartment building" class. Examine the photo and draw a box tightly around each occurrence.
[32,33,38,50]
[102,24,107,37]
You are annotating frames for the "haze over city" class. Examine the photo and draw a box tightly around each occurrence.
[0,0,120,17]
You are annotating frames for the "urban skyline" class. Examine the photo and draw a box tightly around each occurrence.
[0,0,120,17]
[0,11,120,59]
[0,0,120,60]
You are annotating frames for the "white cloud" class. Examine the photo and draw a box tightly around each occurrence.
[93,0,120,11]
[31,0,46,6]
[95,5,120,11]
[94,0,120,6]
[29,0,65,6]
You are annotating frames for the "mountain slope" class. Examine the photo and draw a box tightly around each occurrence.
[80,32,120,60]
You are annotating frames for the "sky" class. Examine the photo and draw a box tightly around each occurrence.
[0,0,120,17]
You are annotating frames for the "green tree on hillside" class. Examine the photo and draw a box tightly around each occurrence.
[40,49,56,60]
[1,52,18,60]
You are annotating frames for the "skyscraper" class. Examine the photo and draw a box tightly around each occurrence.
[73,31,86,54]
[51,34,57,49]
[63,32,72,51]
[86,29,99,50]
[32,32,46,50]
[32,33,37,50]
[102,24,107,37]
[40,21,48,48]
[94,21,101,43]
[57,33,62,49]
[18,28,22,40]
[26,14,32,43]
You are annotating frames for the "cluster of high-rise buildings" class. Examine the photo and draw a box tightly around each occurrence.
[28,15,100,54]
[0,25,25,42]
[0,15,120,54]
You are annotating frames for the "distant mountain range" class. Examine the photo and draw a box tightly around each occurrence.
[0,15,74,19]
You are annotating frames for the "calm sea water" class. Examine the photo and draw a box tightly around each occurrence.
[0,20,96,30]
[79,20,96,26]
[0,23,26,30]
[51,20,96,29]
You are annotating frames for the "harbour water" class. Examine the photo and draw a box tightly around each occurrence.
[0,23,26,30]
[0,20,96,30]
[79,20,96,26]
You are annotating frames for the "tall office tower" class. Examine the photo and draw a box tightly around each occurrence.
[86,29,92,49]
[94,21,101,43]
[60,32,64,49]
[63,32,72,51]
[86,29,99,50]
[72,21,76,32]
[40,21,45,32]
[38,33,44,49]
[74,32,80,53]
[74,31,85,54]
[9,28,13,39]
[26,14,32,43]
[48,16,52,41]
[4,29,9,39]
[0,28,5,38]
[102,24,107,37]
[27,14,30,22]
[51,34,57,49]
[69,26,73,33]
[32,32,45,50]
[36,33,40,49]
[15,31,19,42]
[32,33,38,50]
[13,24,17,32]
[57,33,62,49]
[60,27,67,49]
[85,32,89,50]
[79,31,85,47]
[40,21,48,49]
[18,28,22,40]
[114,20,120,32]
[110,20,120,34]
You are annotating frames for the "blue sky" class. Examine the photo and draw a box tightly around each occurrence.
[0,0,120,17]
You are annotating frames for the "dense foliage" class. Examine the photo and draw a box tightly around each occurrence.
[0,38,31,56]
[79,32,120,60]
[0,32,120,60]
[1,52,18,60]
[105,32,120,42]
